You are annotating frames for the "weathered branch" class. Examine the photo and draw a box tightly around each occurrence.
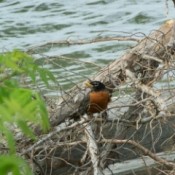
[27,36,140,53]
[21,118,87,156]
[103,150,175,175]
[125,68,167,114]
[83,114,102,175]
[102,139,175,169]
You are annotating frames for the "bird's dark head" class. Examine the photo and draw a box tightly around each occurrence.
[85,80,106,91]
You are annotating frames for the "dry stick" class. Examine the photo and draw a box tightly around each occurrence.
[20,118,87,156]
[29,111,175,155]
[83,114,103,175]
[125,69,167,114]
[28,113,175,153]
[140,54,163,63]
[106,113,175,125]
[102,139,175,169]
[30,141,86,156]
[27,36,140,52]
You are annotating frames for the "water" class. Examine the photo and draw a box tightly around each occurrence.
[0,0,175,95]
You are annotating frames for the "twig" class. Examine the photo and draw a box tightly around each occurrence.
[125,69,167,113]
[27,36,140,52]
[140,54,163,63]
[101,139,175,169]
[21,119,87,156]
[25,153,45,175]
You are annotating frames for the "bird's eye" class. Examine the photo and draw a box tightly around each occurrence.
[93,82,99,87]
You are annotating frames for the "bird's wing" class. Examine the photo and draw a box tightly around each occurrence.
[46,88,91,126]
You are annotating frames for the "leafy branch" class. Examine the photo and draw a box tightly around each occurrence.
[0,49,56,175]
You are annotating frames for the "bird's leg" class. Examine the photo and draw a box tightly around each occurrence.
[100,110,108,123]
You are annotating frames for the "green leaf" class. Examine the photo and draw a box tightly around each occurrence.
[38,68,49,86]
[0,155,32,175]
[0,49,55,174]
[44,69,56,82]
[3,128,16,155]
[0,50,56,87]
[17,120,36,140]
[0,86,49,131]
[33,93,50,132]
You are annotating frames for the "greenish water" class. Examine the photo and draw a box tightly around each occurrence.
[0,0,175,95]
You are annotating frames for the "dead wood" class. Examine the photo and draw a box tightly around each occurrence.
[4,20,175,175]
[28,19,175,175]
[103,150,175,175]
[48,20,175,127]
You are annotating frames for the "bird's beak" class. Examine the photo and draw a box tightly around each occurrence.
[85,81,93,88]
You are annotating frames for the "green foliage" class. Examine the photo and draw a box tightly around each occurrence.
[0,50,55,174]
[0,155,32,175]
[0,49,56,84]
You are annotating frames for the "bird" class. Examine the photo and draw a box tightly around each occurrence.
[84,80,111,115]
[51,80,111,126]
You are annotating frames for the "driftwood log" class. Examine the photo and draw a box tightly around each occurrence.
[12,20,175,174]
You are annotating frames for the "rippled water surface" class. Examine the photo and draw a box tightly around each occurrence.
[0,0,175,94]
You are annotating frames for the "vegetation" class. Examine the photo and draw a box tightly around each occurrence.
[0,50,55,175]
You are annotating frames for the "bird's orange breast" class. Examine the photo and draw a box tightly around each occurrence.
[88,91,110,113]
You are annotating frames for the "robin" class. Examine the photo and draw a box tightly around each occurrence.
[84,80,111,115]
[54,80,111,125]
